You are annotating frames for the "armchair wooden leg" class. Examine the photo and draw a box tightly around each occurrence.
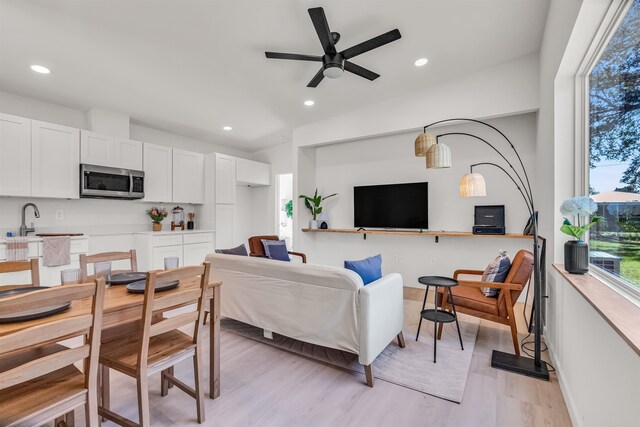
[437,289,449,340]
[364,364,374,387]
[505,292,521,357]
[396,332,406,348]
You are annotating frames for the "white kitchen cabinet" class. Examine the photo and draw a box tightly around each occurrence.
[152,245,184,270]
[236,158,271,186]
[215,153,236,204]
[80,130,114,167]
[31,120,80,199]
[115,138,143,170]
[215,204,235,249]
[81,131,143,170]
[183,241,213,266]
[0,113,31,196]
[143,143,173,202]
[173,149,204,204]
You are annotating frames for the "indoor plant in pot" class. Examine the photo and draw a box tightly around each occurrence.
[560,196,600,274]
[146,207,168,231]
[299,189,336,229]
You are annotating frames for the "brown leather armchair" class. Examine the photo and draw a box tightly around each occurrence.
[437,249,534,356]
[248,235,307,263]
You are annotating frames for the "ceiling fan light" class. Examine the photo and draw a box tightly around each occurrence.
[323,65,344,79]
[426,143,452,168]
[460,173,487,197]
[414,132,436,157]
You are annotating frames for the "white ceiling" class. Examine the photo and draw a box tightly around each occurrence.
[0,0,550,152]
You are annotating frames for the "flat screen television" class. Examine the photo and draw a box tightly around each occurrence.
[354,182,428,229]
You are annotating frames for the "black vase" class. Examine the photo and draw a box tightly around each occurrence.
[564,240,589,274]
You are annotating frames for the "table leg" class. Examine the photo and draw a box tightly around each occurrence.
[209,286,221,399]
[433,286,438,363]
[416,285,429,341]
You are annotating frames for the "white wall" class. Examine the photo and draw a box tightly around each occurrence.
[305,114,537,287]
[0,90,255,236]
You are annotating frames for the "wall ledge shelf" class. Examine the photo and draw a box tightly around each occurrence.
[301,228,534,242]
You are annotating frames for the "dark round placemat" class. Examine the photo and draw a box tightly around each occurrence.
[126,279,180,294]
[0,286,71,323]
[110,272,147,285]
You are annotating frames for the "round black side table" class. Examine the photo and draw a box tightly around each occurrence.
[416,276,464,363]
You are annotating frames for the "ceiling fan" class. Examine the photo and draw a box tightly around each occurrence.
[265,7,401,87]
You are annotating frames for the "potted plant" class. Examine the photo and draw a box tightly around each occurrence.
[560,196,600,274]
[146,207,168,231]
[299,189,336,229]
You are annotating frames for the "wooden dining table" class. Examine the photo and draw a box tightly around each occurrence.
[0,277,223,399]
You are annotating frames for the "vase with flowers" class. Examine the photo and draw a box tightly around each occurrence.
[559,196,601,274]
[146,207,168,231]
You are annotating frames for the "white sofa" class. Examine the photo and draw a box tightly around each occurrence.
[205,253,405,385]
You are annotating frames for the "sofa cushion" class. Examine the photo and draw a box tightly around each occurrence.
[480,250,511,297]
[344,254,382,285]
[215,244,248,256]
[437,285,500,316]
[262,239,291,262]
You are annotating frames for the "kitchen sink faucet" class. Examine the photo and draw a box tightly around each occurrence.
[19,203,40,236]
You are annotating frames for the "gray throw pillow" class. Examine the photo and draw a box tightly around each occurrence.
[215,244,248,256]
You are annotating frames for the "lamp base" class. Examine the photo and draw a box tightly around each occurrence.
[491,350,549,380]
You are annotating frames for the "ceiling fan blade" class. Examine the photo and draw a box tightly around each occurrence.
[308,7,336,55]
[341,29,402,60]
[344,61,380,81]
[307,67,325,88]
[265,52,322,62]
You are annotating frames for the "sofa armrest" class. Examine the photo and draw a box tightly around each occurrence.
[288,251,307,263]
[453,269,484,279]
[458,280,524,291]
[358,273,404,365]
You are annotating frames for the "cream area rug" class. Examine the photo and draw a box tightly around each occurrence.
[221,300,479,403]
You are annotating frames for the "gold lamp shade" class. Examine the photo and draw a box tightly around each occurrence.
[459,172,486,197]
[426,143,452,168]
[414,132,436,157]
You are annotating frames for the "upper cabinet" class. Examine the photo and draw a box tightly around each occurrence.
[143,143,173,203]
[80,130,142,170]
[0,113,31,197]
[31,120,80,199]
[215,153,236,204]
[173,149,204,204]
[236,158,271,186]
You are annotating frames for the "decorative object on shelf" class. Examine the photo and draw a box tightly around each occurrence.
[318,212,329,229]
[413,117,549,380]
[146,207,168,232]
[171,206,185,231]
[187,212,195,230]
[559,196,600,274]
[299,188,336,230]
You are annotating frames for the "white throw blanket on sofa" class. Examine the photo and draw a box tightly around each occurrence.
[205,253,404,366]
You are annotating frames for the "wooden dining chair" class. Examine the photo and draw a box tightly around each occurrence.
[0,258,40,286]
[0,280,105,427]
[79,250,138,281]
[98,262,211,426]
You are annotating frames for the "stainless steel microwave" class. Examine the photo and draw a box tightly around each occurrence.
[80,164,144,199]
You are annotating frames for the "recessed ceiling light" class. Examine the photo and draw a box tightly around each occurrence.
[223,126,232,131]
[414,58,428,67]
[304,100,315,106]
[30,65,50,74]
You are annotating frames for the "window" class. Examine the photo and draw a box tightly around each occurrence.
[588,0,640,294]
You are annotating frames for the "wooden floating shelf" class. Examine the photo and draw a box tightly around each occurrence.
[302,228,534,242]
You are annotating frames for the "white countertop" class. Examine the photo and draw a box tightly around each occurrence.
[1,225,215,238]
[0,235,88,244]
[133,229,215,236]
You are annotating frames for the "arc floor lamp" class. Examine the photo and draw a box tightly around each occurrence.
[415,118,549,380]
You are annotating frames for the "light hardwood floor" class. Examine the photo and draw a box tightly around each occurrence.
[79,290,572,427]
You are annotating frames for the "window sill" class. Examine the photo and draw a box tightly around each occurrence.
[553,264,640,357]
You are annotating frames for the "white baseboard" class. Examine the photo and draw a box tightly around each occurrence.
[546,341,582,427]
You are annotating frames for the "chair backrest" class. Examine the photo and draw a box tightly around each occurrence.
[0,280,105,394]
[248,235,279,257]
[136,262,211,370]
[80,250,138,281]
[0,259,40,286]
[498,250,534,314]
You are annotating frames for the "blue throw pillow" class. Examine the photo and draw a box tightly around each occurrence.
[262,239,291,262]
[215,244,248,256]
[481,250,511,297]
[344,254,382,285]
